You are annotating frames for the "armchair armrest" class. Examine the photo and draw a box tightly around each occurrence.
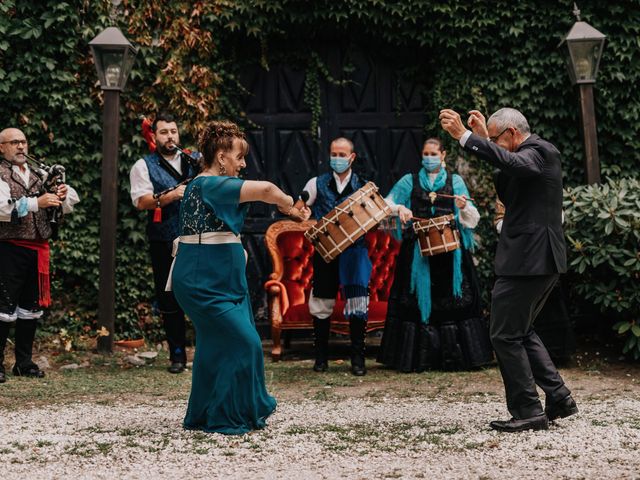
[264,280,290,319]
[265,280,288,362]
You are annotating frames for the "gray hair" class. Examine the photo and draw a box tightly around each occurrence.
[487,108,531,134]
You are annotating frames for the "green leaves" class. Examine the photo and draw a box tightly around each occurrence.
[3,0,640,348]
[566,178,640,360]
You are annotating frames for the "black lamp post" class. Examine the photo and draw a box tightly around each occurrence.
[89,27,137,353]
[558,3,606,185]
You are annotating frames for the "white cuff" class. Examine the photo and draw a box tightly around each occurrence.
[27,197,39,212]
[308,290,336,319]
[384,197,401,214]
[17,307,44,319]
[459,130,472,147]
[458,202,480,229]
[0,309,17,322]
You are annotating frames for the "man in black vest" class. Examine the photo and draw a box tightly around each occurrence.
[440,107,578,432]
[130,113,198,373]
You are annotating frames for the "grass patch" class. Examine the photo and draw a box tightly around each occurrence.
[0,352,191,410]
[282,419,464,454]
[64,441,114,457]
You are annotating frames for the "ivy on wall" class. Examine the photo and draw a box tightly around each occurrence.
[1,0,639,345]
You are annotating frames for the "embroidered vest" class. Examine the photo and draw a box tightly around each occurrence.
[143,152,197,242]
[410,172,455,218]
[0,160,52,240]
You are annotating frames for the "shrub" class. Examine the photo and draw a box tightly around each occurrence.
[564,178,640,359]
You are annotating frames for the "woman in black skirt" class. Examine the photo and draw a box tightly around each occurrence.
[378,137,493,372]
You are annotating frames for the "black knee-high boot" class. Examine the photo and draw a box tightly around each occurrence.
[13,319,44,377]
[312,317,330,372]
[349,314,367,376]
[0,321,10,382]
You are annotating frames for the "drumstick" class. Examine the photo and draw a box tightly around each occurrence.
[433,193,475,202]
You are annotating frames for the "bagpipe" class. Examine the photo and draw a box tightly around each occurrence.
[24,152,66,236]
[141,117,202,223]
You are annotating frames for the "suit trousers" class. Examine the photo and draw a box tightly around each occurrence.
[490,274,571,419]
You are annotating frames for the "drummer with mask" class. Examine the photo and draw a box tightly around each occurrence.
[378,137,492,372]
[301,137,372,376]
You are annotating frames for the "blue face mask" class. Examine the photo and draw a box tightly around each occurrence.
[422,155,442,172]
[330,156,351,174]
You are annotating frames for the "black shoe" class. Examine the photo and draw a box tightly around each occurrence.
[12,364,45,378]
[0,370,5,383]
[351,364,366,376]
[313,360,328,372]
[545,395,578,421]
[167,362,186,374]
[489,414,549,432]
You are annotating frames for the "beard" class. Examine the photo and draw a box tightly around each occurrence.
[157,141,177,156]
[12,153,27,166]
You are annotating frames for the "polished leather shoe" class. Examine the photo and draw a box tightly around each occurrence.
[351,364,366,376]
[313,360,328,372]
[546,395,578,421]
[0,370,6,383]
[490,414,549,432]
[167,362,186,374]
[12,364,45,378]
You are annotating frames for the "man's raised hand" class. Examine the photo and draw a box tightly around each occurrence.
[467,110,488,138]
[439,109,467,140]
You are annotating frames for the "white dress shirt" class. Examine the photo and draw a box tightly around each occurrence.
[302,170,352,207]
[129,152,183,207]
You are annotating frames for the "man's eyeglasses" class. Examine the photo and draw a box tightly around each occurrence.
[1,140,28,147]
[489,128,511,143]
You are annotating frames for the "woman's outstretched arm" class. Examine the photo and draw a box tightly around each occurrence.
[239,180,309,221]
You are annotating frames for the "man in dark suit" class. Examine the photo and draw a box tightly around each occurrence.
[439,107,578,432]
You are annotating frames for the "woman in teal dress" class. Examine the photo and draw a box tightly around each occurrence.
[170,121,307,434]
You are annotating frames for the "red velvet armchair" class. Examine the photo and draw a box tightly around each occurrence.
[264,220,400,360]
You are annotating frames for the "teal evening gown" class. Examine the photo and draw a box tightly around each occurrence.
[171,175,277,434]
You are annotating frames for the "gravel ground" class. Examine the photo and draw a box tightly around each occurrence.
[2,394,639,479]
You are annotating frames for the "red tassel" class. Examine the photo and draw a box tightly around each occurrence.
[153,206,162,223]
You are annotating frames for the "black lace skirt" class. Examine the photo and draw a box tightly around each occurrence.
[377,238,493,371]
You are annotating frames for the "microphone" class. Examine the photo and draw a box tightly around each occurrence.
[293,191,310,210]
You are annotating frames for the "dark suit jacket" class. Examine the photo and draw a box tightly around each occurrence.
[464,133,567,276]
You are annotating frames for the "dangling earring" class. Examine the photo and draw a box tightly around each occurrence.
[219,162,226,176]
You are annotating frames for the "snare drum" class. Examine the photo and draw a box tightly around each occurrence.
[304,182,391,263]
[413,214,460,257]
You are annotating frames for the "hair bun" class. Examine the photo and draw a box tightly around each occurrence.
[198,120,248,169]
